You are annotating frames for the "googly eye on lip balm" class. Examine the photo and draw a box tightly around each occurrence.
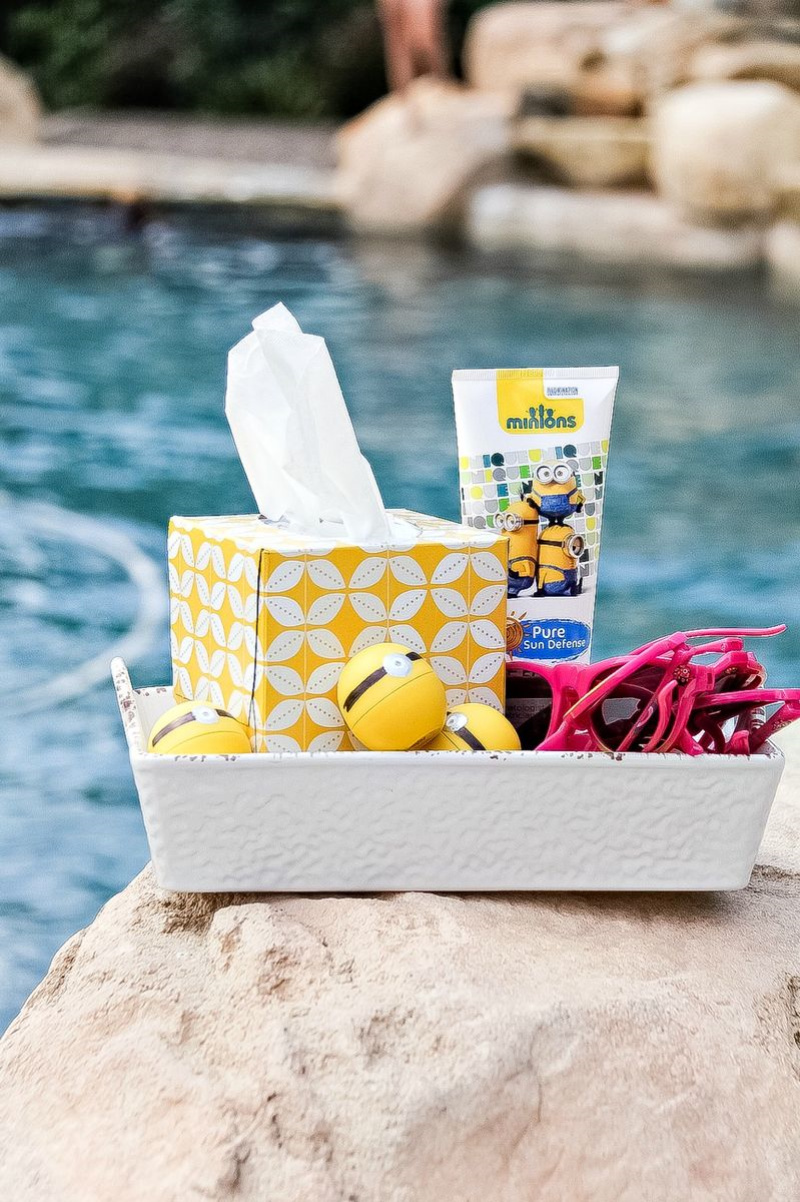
[336,642,447,752]
[192,705,221,725]
[147,699,253,755]
[383,652,413,678]
[425,703,521,753]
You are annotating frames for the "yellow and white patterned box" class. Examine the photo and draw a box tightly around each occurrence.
[168,509,508,752]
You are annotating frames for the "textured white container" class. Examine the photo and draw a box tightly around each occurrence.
[113,659,784,893]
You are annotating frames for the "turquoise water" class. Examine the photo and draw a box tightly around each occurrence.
[1,206,799,1028]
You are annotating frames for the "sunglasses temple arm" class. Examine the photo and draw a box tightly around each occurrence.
[644,680,701,754]
[683,625,787,640]
[628,626,785,656]
[726,710,760,755]
[675,728,705,756]
[665,684,705,754]
[643,684,682,753]
[748,702,800,752]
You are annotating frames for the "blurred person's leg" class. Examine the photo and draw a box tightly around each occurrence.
[378,0,449,93]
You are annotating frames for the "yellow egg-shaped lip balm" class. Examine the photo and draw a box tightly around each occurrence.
[425,703,521,752]
[147,700,252,755]
[336,642,447,751]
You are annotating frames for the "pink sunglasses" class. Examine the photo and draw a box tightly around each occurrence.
[507,626,784,754]
[691,687,800,755]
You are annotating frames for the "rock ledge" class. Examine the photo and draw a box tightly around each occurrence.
[2,728,800,1200]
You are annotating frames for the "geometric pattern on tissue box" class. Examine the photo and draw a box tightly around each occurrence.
[168,509,508,752]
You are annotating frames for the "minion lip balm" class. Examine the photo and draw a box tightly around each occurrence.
[425,703,521,752]
[453,366,618,665]
[337,643,447,752]
[148,701,252,755]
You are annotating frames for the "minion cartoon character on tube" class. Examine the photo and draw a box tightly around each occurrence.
[452,363,619,666]
[529,463,585,521]
[495,483,539,598]
[536,525,585,597]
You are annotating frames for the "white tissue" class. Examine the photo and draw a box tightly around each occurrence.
[225,304,396,543]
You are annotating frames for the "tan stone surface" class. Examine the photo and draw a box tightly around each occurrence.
[0,55,40,144]
[652,81,800,221]
[572,66,641,117]
[776,166,800,221]
[336,78,511,234]
[464,3,747,112]
[512,115,649,188]
[468,182,764,269]
[691,40,800,93]
[1,727,799,1200]
[464,1,629,95]
[42,111,336,168]
[597,9,746,101]
[0,144,336,209]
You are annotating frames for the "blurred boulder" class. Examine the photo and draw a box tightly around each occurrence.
[336,78,512,233]
[468,182,764,269]
[464,2,634,107]
[463,3,749,115]
[652,81,800,220]
[596,9,747,101]
[512,116,649,188]
[690,40,800,93]
[572,67,642,117]
[0,55,41,143]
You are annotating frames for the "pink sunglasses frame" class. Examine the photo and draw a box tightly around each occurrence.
[508,626,784,754]
[691,687,800,754]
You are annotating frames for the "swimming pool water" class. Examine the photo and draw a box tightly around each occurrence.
[2,206,799,1028]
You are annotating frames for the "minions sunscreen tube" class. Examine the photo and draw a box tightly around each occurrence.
[453,367,618,664]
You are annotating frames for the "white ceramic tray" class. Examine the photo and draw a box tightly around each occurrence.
[113,659,785,893]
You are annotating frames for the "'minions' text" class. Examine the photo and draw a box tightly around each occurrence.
[496,369,584,435]
[504,403,580,431]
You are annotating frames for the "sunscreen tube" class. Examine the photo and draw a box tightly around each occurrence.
[453,367,618,664]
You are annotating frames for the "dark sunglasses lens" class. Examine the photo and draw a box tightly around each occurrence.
[591,665,666,751]
[690,696,753,733]
[505,670,553,750]
[714,667,763,694]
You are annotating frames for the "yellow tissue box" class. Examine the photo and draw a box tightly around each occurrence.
[168,509,508,751]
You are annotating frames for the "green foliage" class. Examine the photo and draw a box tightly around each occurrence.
[1,0,491,118]
[8,0,115,109]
